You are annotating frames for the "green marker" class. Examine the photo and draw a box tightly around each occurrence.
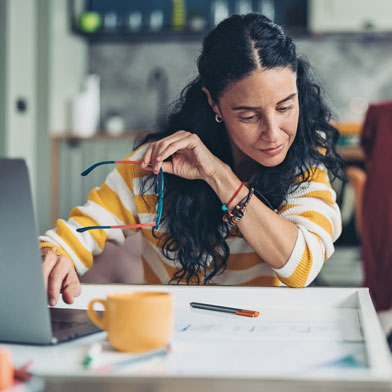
[82,342,102,369]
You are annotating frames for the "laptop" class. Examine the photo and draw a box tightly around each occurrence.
[0,158,103,345]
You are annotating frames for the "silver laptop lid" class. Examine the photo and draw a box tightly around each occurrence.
[0,158,53,344]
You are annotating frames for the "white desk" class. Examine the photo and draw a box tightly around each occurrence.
[4,284,392,392]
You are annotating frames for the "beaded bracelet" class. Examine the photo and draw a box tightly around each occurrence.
[223,187,254,225]
[221,182,245,211]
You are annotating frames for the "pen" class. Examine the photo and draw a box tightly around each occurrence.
[189,302,259,317]
[82,342,102,369]
[94,344,171,372]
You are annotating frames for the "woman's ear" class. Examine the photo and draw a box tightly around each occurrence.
[202,87,221,116]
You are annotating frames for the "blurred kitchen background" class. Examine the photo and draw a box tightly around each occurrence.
[1,0,392,296]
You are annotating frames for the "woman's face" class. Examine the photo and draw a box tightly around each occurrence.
[216,67,299,170]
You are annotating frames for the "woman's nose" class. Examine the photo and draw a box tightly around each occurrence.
[260,115,280,141]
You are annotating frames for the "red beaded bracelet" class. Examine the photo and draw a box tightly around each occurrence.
[221,182,245,211]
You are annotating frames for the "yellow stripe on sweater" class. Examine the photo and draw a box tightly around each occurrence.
[279,245,313,288]
[226,253,265,270]
[141,227,167,247]
[301,190,335,205]
[71,210,108,250]
[309,167,329,184]
[242,275,281,286]
[116,161,151,195]
[295,210,333,236]
[56,220,93,268]
[278,203,300,214]
[40,241,73,263]
[142,257,163,284]
[295,167,329,185]
[90,184,139,225]
[134,194,159,215]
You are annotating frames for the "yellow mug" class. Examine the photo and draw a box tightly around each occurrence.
[87,291,173,353]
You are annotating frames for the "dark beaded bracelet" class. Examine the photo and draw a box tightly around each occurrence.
[223,187,254,225]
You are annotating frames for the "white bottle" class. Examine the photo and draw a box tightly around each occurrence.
[72,74,100,138]
[212,0,229,26]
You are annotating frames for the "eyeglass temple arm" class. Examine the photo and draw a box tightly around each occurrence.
[77,223,155,233]
[81,160,143,176]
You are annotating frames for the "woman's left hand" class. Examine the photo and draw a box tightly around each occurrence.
[141,130,226,181]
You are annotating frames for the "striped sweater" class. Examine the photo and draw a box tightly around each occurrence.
[40,144,342,287]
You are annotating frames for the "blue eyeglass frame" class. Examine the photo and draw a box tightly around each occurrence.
[76,160,164,232]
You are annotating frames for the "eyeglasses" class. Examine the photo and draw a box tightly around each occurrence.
[76,160,164,233]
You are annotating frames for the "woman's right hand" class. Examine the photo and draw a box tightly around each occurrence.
[42,250,81,306]
[141,130,226,182]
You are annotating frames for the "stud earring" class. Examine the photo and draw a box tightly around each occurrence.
[215,114,223,123]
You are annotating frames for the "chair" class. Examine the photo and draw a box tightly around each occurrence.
[345,166,366,238]
[360,101,392,312]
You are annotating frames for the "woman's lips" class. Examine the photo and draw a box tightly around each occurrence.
[259,144,284,156]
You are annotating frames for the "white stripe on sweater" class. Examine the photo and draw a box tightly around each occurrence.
[105,169,139,217]
[39,230,89,275]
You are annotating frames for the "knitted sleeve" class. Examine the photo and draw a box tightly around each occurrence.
[272,165,342,287]
[39,144,153,275]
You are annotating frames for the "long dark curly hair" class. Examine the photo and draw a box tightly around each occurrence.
[136,13,345,284]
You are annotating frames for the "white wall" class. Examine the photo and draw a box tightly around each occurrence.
[4,0,37,192]
[50,0,87,134]
[0,0,6,155]
[0,0,88,232]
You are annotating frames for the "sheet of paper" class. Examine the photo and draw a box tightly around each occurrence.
[174,307,363,341]
[96,307,367,377]
[149,307,367,376]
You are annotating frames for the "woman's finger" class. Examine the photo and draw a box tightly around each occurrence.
[149,142,161,172]
[156,133,202,164]
[141,144,154,169]
[161,160,175,175]
[61,271,81,304]
[42,254,58,290]
[142,131,190,172]
[47,257,72,306]
[153,131,192,161]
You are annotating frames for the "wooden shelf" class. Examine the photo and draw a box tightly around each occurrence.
[333,122,362,135]
[52,130,149,141]
[73,29,207,43]
[337,146,365,162]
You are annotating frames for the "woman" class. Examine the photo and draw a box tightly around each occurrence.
[40,13,344,306]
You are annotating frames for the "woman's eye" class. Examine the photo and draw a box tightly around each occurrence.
[278,105,293,112]
[240,115,257,121]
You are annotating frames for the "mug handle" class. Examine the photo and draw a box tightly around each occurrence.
[87,299,108,330]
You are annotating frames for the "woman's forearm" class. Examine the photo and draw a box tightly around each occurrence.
[205,163,298,269]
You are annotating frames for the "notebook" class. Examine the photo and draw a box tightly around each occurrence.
[0,158,102,344]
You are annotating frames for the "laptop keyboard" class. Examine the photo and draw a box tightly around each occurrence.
[51,319,88,333]
[48,307,103,342]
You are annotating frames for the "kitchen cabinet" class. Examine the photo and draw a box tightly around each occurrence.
[69,0,308,42]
